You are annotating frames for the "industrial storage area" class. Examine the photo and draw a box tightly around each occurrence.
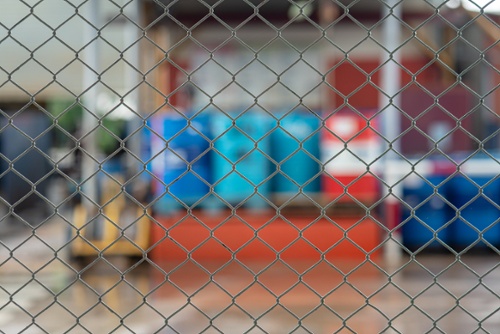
[0,0,499,332]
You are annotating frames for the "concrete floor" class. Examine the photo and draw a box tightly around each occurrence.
[0,216,499,334]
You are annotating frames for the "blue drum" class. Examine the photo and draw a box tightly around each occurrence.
[401,175,453,250]
[148,112,211,214]
[449,175,500,249]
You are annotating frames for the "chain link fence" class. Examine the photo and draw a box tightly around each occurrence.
[0,0,499,332]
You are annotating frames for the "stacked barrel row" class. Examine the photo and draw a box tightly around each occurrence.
[401,155,500,251]
[145,108,381,215]
[144,109,500,251]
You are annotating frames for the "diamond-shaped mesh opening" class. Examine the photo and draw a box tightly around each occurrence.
[211,304,256,333]
[10,15,53,51]
[33,0,77,30]
[233,281,276,319]
[213,215,255,252]
[0,38,31,74]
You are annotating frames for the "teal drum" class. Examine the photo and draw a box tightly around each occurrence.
[210,109,274,210]
[270,108,321,199]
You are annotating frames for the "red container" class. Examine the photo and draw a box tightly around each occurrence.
[321,110,382,205]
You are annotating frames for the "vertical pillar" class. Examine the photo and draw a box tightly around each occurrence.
[379,0,403,267]
[123,1,144,174]
[81,0,100,210]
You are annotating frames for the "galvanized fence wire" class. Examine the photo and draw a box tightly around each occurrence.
[0,0,500,333]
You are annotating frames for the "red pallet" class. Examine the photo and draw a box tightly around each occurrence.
[149,210,382,264]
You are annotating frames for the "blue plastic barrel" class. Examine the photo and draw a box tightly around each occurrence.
[270,109,321,196]
[210,109,273,209]
[148,112,211,214]
[402,175,453,250]
[449,175,500,249]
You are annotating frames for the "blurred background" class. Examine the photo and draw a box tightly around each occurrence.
[0,0,500,332]
[1,0,499,249]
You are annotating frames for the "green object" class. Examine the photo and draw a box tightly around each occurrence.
[47,99,82,147]
[47,99,126,154]
[97,116,127,155]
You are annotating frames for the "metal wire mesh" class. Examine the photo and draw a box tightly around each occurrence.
[0,0,499,333]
